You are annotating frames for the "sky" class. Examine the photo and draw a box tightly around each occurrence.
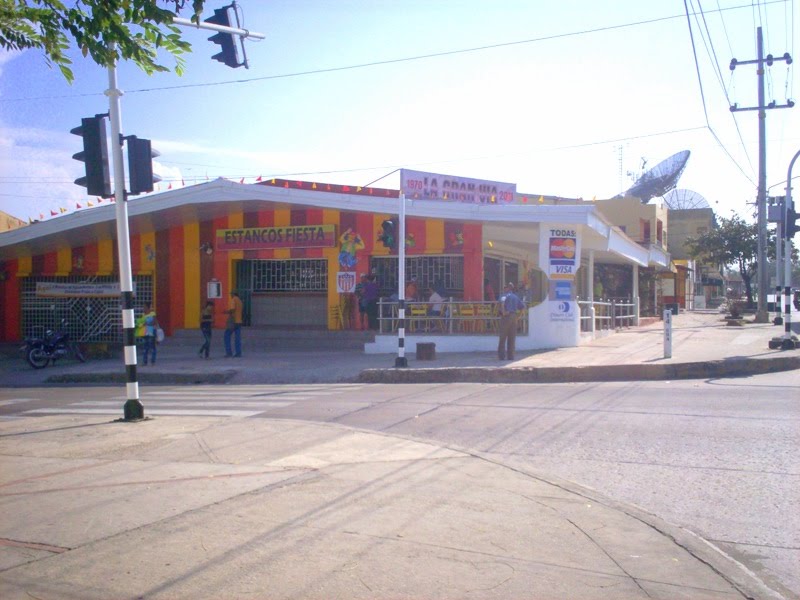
[0,0,797,224]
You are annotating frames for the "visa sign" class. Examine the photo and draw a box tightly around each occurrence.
[540,226,581,280]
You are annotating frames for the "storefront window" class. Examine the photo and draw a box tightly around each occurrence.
[370,256,464,298]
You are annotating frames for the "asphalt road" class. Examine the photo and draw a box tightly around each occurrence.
[2,372,798,599]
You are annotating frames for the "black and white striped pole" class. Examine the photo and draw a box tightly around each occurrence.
[105,45,143,421]
[395,193,408,368]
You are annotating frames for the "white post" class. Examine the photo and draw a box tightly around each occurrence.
[395,193,407,367]
[663,308,672,358]
[106,45,142,421]
[632,264,640,326]
[588,250,596,334]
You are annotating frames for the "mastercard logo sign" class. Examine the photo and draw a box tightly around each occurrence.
[550,237,576,259]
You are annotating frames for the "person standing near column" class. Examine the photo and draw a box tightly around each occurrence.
[497,282,524,361]
[198,300,214,359]
[139,302,159,366]
[224,291,243,358]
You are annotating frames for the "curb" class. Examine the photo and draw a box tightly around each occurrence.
[357,355,800,384]
[45,370,237,385]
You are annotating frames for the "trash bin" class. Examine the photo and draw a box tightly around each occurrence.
[416,342,436,360]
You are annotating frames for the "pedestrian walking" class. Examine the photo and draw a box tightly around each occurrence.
[497,282,524,361]
[199,300,214,359]
[224,291,243,358]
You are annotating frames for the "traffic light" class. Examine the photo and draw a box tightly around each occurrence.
[204,5,243,68]
[126,136,161,195]
[378,219,396,248]
[786,205,799,240]
[71,115,112,197]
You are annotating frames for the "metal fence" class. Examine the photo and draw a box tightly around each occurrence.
[578,297,637,333]
[377,299,529,335]
[20,275,153,343]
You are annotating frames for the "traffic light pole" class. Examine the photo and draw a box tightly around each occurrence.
[781,150,799,347]
[106,43,144,421]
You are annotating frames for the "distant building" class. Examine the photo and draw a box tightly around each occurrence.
[667,208,723,307]
[0,210,26,233]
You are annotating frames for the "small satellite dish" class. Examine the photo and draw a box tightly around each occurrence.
[623,150,691,203]
[663,188,710,210]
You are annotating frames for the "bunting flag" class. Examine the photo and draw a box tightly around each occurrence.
[239,177,245,184]
[50,210,58,216]
[39,213,44,220]
[28,217,33,224]
[59,207,67,213]
[256,175,263,182]
[538,195,544,203]
[87,200,94,207]
[181,179,185,186]
[168,182,173,190]
[591,195,597,202]
[205,174,210,181]
[96,197,103,203]
[76,203,82,209]
[110,196,116,202]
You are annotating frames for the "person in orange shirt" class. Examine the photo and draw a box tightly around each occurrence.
[224,291,243,358]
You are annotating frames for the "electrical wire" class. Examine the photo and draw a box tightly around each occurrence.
[0,0,789,102]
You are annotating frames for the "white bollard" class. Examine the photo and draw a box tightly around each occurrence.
[663,309,672,358]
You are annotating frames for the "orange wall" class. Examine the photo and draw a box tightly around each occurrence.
[0,207,484,340]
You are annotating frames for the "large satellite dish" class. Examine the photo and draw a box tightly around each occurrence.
[663,188,710,210]
[624,150,691,203]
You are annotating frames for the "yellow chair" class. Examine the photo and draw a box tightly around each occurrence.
[407,303,429,332]
[475,303,496,333]
[457,303,476,332]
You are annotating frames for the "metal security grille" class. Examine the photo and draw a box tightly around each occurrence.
[250,259,328,292]
[20,275,153,343]
[371,255,464,297]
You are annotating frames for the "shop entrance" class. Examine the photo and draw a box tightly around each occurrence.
[236,259,328,328]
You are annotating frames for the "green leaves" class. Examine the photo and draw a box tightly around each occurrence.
[0,0,205,82]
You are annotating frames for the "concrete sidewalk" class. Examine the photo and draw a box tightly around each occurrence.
[1,310,797,387]
[0,414,782,599]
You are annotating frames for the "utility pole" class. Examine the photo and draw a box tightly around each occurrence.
[730,27,793,322]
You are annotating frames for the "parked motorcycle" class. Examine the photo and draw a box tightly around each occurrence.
[21,320,87,369]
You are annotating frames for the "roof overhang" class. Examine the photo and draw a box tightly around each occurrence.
[0,179,654,267]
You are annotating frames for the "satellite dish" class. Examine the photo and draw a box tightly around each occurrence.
[623,150,691,203]
[663,188,710,210]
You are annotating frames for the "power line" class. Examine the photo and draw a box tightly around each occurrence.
[1,0,789,102]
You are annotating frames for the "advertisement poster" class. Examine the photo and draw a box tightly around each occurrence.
[36,282,126,298]
[540,225,581,280]
[400,169,516,204]
[547,280,577,323]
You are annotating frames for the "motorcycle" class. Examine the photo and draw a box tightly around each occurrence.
[21,319,87,369]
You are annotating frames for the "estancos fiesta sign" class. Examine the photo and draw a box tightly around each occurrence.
[216,225,337,251]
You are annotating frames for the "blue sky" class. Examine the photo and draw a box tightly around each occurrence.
[0,0,797,222]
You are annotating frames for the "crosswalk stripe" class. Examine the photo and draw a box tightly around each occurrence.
[25,408,263,417]
[15,384,364,419]
[73,401,294,408]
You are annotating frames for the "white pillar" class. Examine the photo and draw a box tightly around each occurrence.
[632,264,640,326]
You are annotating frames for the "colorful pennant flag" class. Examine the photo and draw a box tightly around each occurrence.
[76,203,82,209]
[50,210,58,216]
[87,201,94,207]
